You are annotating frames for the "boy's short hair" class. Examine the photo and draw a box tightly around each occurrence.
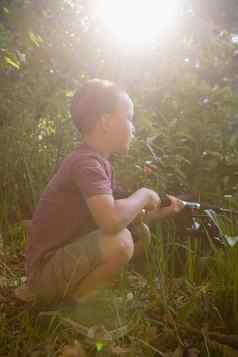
[70,79,123,133]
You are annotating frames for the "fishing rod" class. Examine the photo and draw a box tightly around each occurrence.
[160,194,238,215]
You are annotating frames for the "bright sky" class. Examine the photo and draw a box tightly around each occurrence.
[95,0,179,47]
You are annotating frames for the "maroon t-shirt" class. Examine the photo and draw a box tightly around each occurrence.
[25,143,113,274]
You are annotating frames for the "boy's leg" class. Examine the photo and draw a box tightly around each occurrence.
[28,228,134,304]
[127,222,152,275]
[130,222,151,260]
[28,225,149,304]
[72,223,151,301]
[72,228,134,301]
[71,223,151,299]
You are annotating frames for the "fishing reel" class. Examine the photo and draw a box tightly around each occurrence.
[159,193,238,253]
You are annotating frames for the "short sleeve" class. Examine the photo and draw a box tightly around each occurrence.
[71,155,113,198]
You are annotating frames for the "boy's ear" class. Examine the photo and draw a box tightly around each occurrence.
[101,113,113,131]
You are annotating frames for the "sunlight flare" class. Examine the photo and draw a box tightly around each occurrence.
[96,0,179,46]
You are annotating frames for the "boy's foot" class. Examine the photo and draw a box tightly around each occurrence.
[14,283,36,303]
[60,289,129,327]
[40,288,134,340]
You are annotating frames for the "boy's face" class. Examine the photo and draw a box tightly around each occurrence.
[110,93,135,155]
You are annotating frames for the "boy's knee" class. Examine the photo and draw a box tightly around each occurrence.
[116,228,134,261]
[101,228,134,263]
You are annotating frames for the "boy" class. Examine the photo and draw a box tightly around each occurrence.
[25,79,183,305]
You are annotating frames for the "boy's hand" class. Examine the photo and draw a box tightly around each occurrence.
[144,188,161,212]
[166,195,185,214]
[144,195,185,225]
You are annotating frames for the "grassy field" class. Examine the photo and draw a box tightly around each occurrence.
[1,211,238,357]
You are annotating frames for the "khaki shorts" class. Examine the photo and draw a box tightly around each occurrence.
[29,230,103,304]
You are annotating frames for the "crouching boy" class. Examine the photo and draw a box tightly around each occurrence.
[25,79,183,305]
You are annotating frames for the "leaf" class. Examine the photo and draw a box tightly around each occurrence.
[225,235,238,247]
[173,166,187,180]
[204,151,224,160]
[28,31,42,47]
[65,90,74,97]
[4,56,20,69]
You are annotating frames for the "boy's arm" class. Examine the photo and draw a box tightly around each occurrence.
[72,156,160,234]
[86,188,160,235]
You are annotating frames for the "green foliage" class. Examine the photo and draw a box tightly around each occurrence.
[0,1,238,219]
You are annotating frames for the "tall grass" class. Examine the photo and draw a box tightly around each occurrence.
[0,200,238,356]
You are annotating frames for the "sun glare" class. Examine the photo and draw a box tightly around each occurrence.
[96,0,179,47]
